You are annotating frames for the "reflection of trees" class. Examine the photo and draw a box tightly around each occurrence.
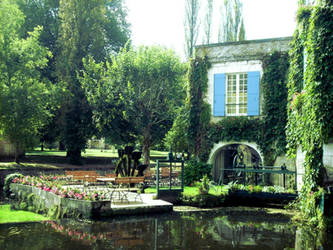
[0,214,302,249]
[208,216,295,248]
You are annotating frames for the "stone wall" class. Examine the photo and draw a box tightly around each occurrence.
[196,37,292,63]
[10,183,111,219]
[271,155,296,188]
[296,143,333,190]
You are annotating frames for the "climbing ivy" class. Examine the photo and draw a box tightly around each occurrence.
[286,0,333,227]
[286,6,312,158]
[187,56,211,160]
[261,52,290,165]
[208,117,263,148]
[187,50,290,164]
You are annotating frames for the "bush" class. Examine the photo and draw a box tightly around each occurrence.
[198,175,210,195]
[184,159,212,186]
[3,173,24,198]
[181,193,225,208]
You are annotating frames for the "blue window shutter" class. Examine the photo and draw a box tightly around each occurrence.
[214,74,225,116]
[247,71,260,116]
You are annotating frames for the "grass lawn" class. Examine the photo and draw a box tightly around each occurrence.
[0,205,50,224]
[26,148,168,158]
[0,162,61,170]
[0,149,169,170]
[145,185,229,196]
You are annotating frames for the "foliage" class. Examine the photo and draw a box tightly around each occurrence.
[293,188,325,229]
[187,52,288,164]
[16,0,130,151]
[0,0,57,162]
[180,193,225,208]
[187,56,211,160]
[82,45,186,165]
[198,174,210,195]
[56,0,112,164]
[261,52,290,165]
[184,0,201,59]
[226,182,296,194]
[208,117,263,147]
[3,173,24,198]
[286,1,333,227]
[286,6,312,158]
[16,0,60,83]
[164,105,189,153]
[12,175,107,201]
[184,159,212,186]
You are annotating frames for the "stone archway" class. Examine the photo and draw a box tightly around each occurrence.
[208,141,263,183]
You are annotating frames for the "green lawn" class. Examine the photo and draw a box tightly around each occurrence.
[26,148,168,159]
[0,162,60,170]
[0,205,50,224]
[145,185,228,196]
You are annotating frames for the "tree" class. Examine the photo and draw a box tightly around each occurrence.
[15,0,60,83]
[218,0,245,42]
[15,0,61,149]
[56,0,130,164]
[164,106,189,154]
[203,0,214,44]
[0,0,56,162]
[81,46,187,165]
[184,0,201,59]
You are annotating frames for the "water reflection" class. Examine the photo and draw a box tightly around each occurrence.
[0,212,332,249]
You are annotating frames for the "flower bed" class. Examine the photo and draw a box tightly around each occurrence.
[12,175,106,201]
[10,183,111,219]
[8,174,115,218]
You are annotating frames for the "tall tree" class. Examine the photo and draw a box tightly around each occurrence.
[15,0,61,149]
[218,0,245,42]
[184,0,201,59]
[203,0,214,44]
[56,0,130,164]
[15,0,60,83]
[0,0,57,162]
[81,46,186,165]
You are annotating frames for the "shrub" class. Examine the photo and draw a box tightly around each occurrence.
[3,173,24,198]
[181,193,225,208]
[184,159,212,186]
[198,174,210,195]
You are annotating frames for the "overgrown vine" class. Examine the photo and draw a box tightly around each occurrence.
[187,56,211,160]
[189,51,289,165]
[286,0,333,228]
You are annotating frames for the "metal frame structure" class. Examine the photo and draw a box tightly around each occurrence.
[156,159,184,199]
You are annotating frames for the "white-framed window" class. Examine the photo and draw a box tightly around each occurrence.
[226,73,248,116]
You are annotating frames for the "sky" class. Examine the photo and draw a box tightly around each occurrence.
[125,0,299,59]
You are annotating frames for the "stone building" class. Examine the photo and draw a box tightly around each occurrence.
[195,37,295,185]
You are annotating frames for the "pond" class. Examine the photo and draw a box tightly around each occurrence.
[1,211,333,250]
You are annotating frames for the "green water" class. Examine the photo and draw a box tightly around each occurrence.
[0,212,332,249]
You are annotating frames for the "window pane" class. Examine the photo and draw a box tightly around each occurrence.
[226,73,248,116]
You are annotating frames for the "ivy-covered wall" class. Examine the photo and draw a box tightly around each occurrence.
[286,0,333,227]
[187,56,211,160]
[188,51,290,166]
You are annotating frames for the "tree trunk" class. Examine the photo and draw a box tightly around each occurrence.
[58,141,65,151]
[67,149,82,165]
[14,142,21,164]
[142,125,152,166]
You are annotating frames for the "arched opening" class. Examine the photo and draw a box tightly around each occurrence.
[212,143,262,183]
